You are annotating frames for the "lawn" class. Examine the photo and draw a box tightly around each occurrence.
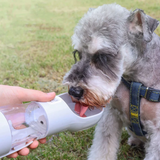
[0,0,160,159]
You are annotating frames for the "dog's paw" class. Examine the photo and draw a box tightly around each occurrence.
[127,136,143,147]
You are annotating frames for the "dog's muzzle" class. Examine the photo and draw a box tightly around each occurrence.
[68,86,84,100]
[68,86,89,117]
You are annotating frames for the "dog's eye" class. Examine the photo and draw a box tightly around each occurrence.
[92,53,107,66]
[72,50,82,63]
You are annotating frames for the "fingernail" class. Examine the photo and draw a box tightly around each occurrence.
[47,92,56,96]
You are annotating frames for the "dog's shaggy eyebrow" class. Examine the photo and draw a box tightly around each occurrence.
[95,48,118,56]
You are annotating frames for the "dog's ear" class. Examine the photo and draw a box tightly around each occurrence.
[88,8,95,12]
[128,9,159,42]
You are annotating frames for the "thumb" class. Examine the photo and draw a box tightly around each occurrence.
[17,87,56,103]
[40,92,56,102]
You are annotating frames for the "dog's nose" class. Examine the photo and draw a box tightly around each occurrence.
[68,86,84,100]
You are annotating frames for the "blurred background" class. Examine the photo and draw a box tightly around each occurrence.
[0,0,160,159]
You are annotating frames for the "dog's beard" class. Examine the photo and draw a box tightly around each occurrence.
[71,89,112,109]
[82,89,112,108]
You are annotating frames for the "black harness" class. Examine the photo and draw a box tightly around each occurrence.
[122,77,160,136]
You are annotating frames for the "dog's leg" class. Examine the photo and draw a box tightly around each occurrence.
[88,105,123,160]
[144,130,160,160]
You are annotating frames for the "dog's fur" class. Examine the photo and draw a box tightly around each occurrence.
[63,4,160,160]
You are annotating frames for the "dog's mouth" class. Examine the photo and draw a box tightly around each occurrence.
[70,95,112,117]
[74,102,89,117]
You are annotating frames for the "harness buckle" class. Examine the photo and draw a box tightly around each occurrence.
[145,87,153,101]
[144,87,149,99]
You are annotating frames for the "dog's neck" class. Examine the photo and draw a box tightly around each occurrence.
[122,33,160,88]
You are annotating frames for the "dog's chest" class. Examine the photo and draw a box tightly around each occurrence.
[111,84,130,127]
[111,82,158,128]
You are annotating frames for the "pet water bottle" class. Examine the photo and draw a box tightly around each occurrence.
[0,93,104,158]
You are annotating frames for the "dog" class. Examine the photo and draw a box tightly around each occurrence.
[63,4,160,160]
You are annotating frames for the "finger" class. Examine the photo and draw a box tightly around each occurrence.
[18,148,30,156]
[16,87,56,102]
[29,140,39,149]
[39,138,47,144]
[7,152,18,158]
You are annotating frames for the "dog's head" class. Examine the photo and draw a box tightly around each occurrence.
[63,4,159,109]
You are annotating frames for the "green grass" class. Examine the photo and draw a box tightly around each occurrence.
[0,0,160,159]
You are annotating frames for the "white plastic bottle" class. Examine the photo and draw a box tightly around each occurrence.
[0,93,104,158]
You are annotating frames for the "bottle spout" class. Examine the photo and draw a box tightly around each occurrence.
[37,93,104,136]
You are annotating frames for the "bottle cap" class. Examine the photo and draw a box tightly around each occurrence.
[0,112,12,156]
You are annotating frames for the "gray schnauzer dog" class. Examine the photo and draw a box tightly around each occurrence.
[63,3,160,160]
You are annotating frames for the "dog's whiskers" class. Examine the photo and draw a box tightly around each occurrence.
[99,70,112,80]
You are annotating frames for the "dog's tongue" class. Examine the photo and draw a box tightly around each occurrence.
[74,103,89,117]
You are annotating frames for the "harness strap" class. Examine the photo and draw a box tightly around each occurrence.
[122,78,155,136]
[129,82,146,136]
[122,78,160,102]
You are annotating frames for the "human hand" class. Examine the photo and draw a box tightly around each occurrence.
[6,138,47,158]
[0,85,56,158]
